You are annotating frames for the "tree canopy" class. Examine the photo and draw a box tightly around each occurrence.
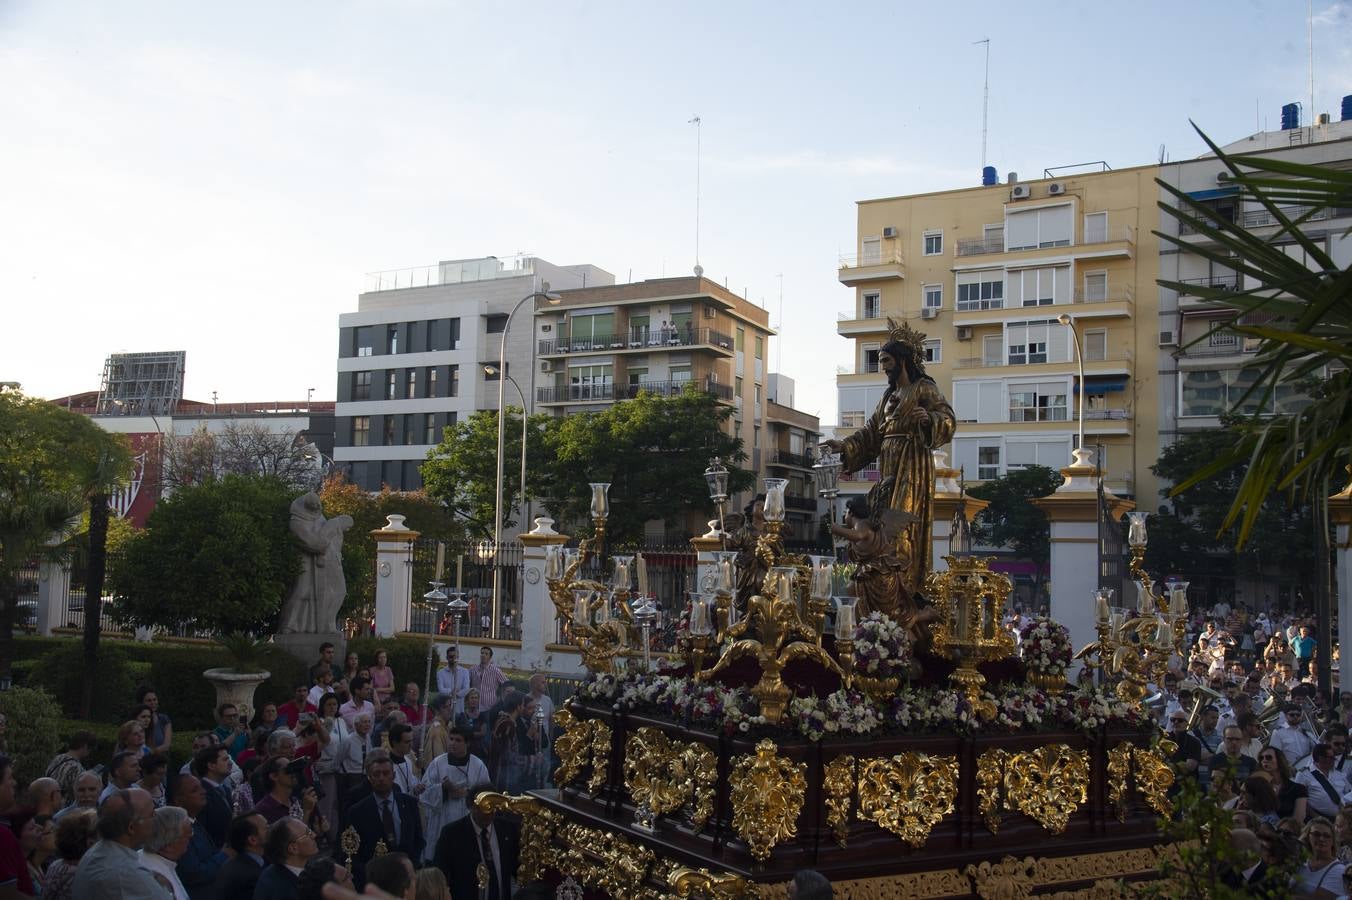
[160,422,318,491]
[968,465,1062,598]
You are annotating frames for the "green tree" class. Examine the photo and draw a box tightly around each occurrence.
[421,407,552,537]
[0,391,131,687]
[537,388,754,545]
[968,465,1062,600]
[108,474,301,633]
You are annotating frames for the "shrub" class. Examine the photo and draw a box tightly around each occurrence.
[347,636,435,696]
[28,643,141,724]
[0,688,64,783]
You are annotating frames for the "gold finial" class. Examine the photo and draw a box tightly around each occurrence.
[373,838,389,857]
[340,825,360,869]
[886,317,926,351]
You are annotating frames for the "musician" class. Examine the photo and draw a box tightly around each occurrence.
[1198,620,1235,655]
[1193,705,1223,757]
[1208,726,1259,791]
[1220,692,1254,733]
[1326,725,1351,774]
[1298,743,1349,819]
[1268,703,1318,766]
[1166,711,1203,788]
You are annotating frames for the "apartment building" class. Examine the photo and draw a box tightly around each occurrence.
[836,165,1161,504]
[334,255,613,492]
[764,374,824,543]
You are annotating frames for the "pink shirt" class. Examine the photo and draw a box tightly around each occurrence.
[369,666,396,701]
[471,663,508,707]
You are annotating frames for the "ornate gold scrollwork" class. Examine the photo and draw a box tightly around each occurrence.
[1131,744,1175,817]
[729,739,807,861]
[822,754,855,847]
[857,752,959,848]
[669,866,751,899]
[552,710,613,795]
[555,820,658,900]
[966,856,1037,900]
[623,727,718,832]
[1001,744,1089,835]
[587,719,612,794]
[1106,742,1134,823]
[679,741,719,832]
[975,749,1009,833]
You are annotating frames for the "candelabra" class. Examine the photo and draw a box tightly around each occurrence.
[924,557,1016,719]
[703,457,730,538]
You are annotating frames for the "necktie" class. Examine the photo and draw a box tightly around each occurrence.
[480,827,498,900]
[382,798,397,844]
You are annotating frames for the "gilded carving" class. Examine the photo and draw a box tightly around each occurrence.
[1001,744,1089,834]
[553,709,588,786]
[975,748,1009,833]
[966,856,1036,900]
[751,868,971,899]
[1131,745,1175,817]
[587,719,612,794]
[625,728,688,816]
[669,866,751,899]
[729,739,807,861]
[679,741,719,832]
[1106,742,1134,823]
[556,820,657,899]
[823,755,855,847]
[1030,845,1167,884]
[857,752,959,848]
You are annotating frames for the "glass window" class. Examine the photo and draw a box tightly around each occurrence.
[1083,272,1108,302]
[924,231,943,255]
[862,292,881,318]
[956,277,1004,311]
[628,315,649,345]
[1009,383,1068,422]
[1084,212,1108,243]
[1006,206,1072,250]
[862,342,880,374]
[424,414,437,445]
[670,365,692,383]
[404,415,416,444]
[568,364,613,399]
[427,367,438,398]
[735,327,745,351]
[840,411,865,428]
[628,367,648,386]
[352,416,370,447]
[387,372,398,400]
[923,285,942,309]
[1084,330,1107,361]
[353,371,371,401]
[923,339,941,364]
[978,446,1000,480]
[861,237,882,264]
[486,314,508,334]
[755,335,764,359]
[449,365,459,398]
[388,326,400,355]
[406,369,417,399]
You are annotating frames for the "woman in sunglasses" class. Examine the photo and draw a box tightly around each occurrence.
[1295,818,1344,899]
[1260,746,1309,824]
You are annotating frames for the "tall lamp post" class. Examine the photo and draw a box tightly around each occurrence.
[491,287,562,635]
[1056,313,1088,466]
[484,365,530,532]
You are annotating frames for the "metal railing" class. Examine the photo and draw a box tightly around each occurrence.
[953,353,1130,369]
[536,379,733,404]
[838,250,905,269]
[785,494,817,511]
[767,450,814,468]
[957,225,1134,256]
[1082,409,1130,420]
[550,544,699,654]
[844,465,882,482]
[362,255,536,293]
[539,327,734,355]
[1073,285,1134,304]
[956,236,1005,257]
[407,539,525,641]
[1178,274,1242,293]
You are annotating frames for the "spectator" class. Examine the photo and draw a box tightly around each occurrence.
[342,652,361,688]
[213,705,249,760]
[420,696,452,772]
[191,744,235,848]
[55,771,102,821]
[114,720,150,758]
[470,648,507,709]
[26,778,62,819]
[1208,726,1259,791]
[1165,711,1202,788]
[279,685,318,730]
[339,678,376,729]
[44,732,94,806]
[386,724,418,795]
[1268,703,1318,765]
[369,649,396,705]
[1300,743,1348,820]
[1237,775,1281,826]
[251,702,282,736]
[366,851,414,899]
[10,810,53,895]
[100,751,142,805]
[1192,705,1222,757]
[398,684,425,727]
[526,675,554,739]
[251,758,320,831]
[166,774,226,899]
[1295,817,1345,896]
[313,693,349,842]
[515,696,550,793]
[296,856,353,900]
[413,867,450,900]
[42,808,95,900]
[318,643,344,684]
[0,756,30,897]
[1295,625,1317,678]
[371,702,405,747]
[490,695,524,791]
[308,666,337,709]
[457,690,487,760]
[340,752,423,888]
[1259,746,1309,823]
[217,812,267,900]
[137,753,169,808]
[238,727,274,767]
[72,788,161,899]
[436,648,470,718]
[136,686,174,755]
[335,714,375,804]
[137,805,192,899]
[418,727,489,862]
[254,817,318,900]
[432,785,518,900]
[180,732,244,790]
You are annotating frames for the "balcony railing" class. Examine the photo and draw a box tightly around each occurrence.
[956,236,1005,257]
[536,378,733,404]
[839,306,883,321]
[539,327,733,355]
[1072,285,1134,304]
[843,465,881,482]
[767,450,814,468]
[838,250,905,269]
[953,353,1131,369]
[1177,274,1241,294]
[956,225,1134,257]
[1179,205,1331,235]
[1082,409,1131,420]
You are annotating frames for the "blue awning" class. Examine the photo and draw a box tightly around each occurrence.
[1075,376,1128,395]
[1185,187,1240,201]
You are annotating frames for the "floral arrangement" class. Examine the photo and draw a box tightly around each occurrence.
[1019,616,1073,675]
[852,611,912,681]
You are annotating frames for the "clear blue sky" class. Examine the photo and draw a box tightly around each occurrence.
[3,0,1347,423]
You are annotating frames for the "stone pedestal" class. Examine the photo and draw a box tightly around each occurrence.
[1329,478,1352,692]
[519,518,569,672]
[373,515,420,638]
[929,451,989,574]
[1032,450,1133,667]
[274,632,345,669]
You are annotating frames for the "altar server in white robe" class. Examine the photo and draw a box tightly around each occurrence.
[417,725,490,862]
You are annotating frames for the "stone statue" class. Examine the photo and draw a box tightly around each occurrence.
[278,492,353,634]
[824,319,956,597]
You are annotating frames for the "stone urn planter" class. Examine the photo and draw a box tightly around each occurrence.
[204,633,272,721]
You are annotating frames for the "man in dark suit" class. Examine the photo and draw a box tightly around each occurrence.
[336,751,423,888]
[217,813,267,900]
[192,744,235,849]
[169,774,228,899]
[434,786,520,900]
[254,816,318,900]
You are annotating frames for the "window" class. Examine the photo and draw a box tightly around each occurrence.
[352,416,370,447]
[755,335,764,359]
[922,340,941,364]
[424,414,437,445]
[789,431,805,455]
[388,326,400,355]
[1006,205,1072,251]
[1007,439,1073,470]
[387,372,398,399]
[862,291,881,319]
[952,380,1003,423]
[404,415,417,445]
[628,315,649,346]
[670,364,692,383]
[861,342,880,374]
[861,237,881,264]
[1084,212,1108,244]
[982,334,1003,367]
[483,366,500,381]
[406,369,417,399]
[427,367,438,398]
[486,314,508,334]
[383,417,396,445]
[1009,382,1069,422]
[923,285,943,309]
[1084,329,1107,361]
[1008,266,1070,307]
[570,312,617,349]
[1006,320,1069,365]
[735,327,745,351]
[353,371,371,401]
[735,376,743,396]
[840,411,865,428]
[449,365,459,398]
[569,363,613,399]
[956,274,1004,311]
[1209,328,1238,348]
[628,367,648,387]
[1083,272,1108,302]
[923,231,943,256]
[754,384,762,407]
[978,446,1000,480]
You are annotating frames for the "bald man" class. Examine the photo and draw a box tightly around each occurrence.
[74,788,164,899]
[26,778,62,818]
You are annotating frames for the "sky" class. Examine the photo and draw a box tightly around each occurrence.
[3,0,1350,424]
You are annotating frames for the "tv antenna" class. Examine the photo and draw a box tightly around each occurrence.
[974,38,990,169]
[689,115,703,278]
[1158,144,1166,164]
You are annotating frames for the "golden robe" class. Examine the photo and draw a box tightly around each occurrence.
[839,378,956,597]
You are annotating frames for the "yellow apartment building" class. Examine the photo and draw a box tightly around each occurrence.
[836,166,1162,506]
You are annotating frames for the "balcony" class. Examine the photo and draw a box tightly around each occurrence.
[363,254,536,293]
[1082,409,1131,420]
[837,307,888,337]
[955,226,1134,259]
[953,353,1132,370]
[956,236,1005,257]
[837,250,905,285]
[843,464,881,483]
[536,378,734,405]
[1178,205,1334,236]
[539,326,734,356]
[837,361,882,376]
[785,494,818,511]
[767,450,815,469]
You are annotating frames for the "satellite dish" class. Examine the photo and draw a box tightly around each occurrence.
[693,264,704,277]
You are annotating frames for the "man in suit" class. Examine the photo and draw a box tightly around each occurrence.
[254,817,318,900]
[192,744,235,848]
[433,786,520,900]
[337,751,423,888]
[169,774,227,899]
[217,813,267,900]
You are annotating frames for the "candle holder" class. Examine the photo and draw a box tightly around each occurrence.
[704,457,730,538]
[833,595,858,689]
[686,592,715,675]
[924,557,1016,720]
[544,502,636,674]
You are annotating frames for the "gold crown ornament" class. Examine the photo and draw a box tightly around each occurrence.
[886,317,927,351]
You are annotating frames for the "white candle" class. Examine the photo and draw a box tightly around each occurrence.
[1095,594,1110,624]
[834,600,855,639]
[573,595,590,627]
[637,554,649,596]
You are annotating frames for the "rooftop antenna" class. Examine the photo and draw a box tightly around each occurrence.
[1158,144,1166,165]
[974,38,990,169]
[689,115,703,278]
[1308,0,1315,128]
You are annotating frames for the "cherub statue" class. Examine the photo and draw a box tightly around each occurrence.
[830,497,917,621]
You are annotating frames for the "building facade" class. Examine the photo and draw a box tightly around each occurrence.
[764,373,823,543]
[333,255,612,492]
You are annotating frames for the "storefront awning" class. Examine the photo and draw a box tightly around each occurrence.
[1185,187,1240,201]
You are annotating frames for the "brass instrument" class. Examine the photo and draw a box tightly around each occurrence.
[1184,681,1223,731]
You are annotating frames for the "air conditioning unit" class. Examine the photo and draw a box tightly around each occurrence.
[703,306,716,319]
[1011,185,1032,200]
[1157,330,1177,347]
[956,325,973,341]
[540,360,554,373]
[920,307,938,320]
[883,226,898,239]
[1048,182,1066,196]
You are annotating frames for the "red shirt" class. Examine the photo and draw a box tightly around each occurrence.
[0,823,33,894]
[400,703,426,725]
[278,701,317,729]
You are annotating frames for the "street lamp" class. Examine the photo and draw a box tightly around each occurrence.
[484,365,529,530]
[1057,313,1087,467]
[492,287,559,629]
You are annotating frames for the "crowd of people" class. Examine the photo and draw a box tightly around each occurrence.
[1,642,561,900]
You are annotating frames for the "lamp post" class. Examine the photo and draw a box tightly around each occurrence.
[491,288,562,636]
[484,366,529,531]
[1056,313,1087,464]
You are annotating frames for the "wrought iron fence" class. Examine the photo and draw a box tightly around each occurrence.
[407,539,524,641]
[550,543,699,655]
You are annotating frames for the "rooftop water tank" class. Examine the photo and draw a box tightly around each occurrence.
[982,166,998,186]
[1282,102,1300,130]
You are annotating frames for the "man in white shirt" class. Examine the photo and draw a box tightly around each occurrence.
[99,751,141,805]
[435,646,471,717]
[335,713,375,800]
[308,665,336,708]
[1268,703,1318,765]
[1301,743,1351,819]
[138,805,192,900]
[339,677,376,728]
